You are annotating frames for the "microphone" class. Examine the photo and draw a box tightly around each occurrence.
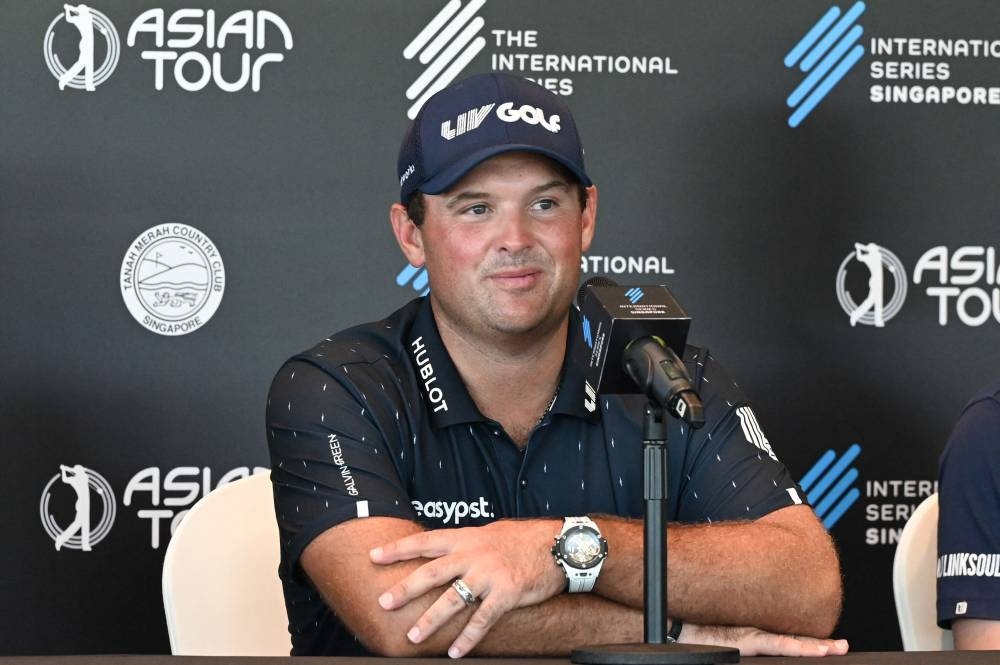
[575,277,704,428]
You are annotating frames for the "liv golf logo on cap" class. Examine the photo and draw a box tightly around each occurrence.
[120,223,226,336]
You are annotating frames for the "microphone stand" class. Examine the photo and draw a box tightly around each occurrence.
[571,346,739,664]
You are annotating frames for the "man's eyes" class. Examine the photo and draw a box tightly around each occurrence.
[458,198,561,216]
[463,204,490,215]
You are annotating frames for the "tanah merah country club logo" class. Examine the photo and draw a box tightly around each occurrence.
[39,464,117,551]
[836,242,908,328]
[44,4,121,91]
[784,1,866,127]
[120,223,226,336]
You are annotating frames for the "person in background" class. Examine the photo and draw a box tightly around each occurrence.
[938,380,1000,649]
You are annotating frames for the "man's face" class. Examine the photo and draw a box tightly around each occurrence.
[398,152,596,344]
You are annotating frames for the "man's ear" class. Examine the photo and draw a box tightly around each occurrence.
[580,185,598,253]
[389,203,425,266]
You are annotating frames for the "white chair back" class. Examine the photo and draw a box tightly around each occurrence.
[893,493,954,651]
[162,472,290,655]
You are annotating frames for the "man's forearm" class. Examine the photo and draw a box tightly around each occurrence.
[308,516,642,657]
[354,568,641,656]
[478,594,642,655]
[594,506,842,636]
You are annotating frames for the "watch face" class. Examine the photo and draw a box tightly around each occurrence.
[562,527,605,568]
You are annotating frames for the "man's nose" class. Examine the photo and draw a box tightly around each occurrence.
[495,209,534,253]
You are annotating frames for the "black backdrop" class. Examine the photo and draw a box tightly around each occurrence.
[4,0,1000,654]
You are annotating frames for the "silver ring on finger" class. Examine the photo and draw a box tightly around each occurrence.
[451,578,477,607]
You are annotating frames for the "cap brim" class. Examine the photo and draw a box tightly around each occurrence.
[415,144,592,198]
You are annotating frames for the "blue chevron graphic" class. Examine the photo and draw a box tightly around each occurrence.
[625,287,644,304]
[396,264,430,295]
[799,443,862,529]
[582,315,593,348]
[785,2,866,128]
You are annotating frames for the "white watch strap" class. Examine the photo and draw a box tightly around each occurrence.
[564,516,592,528]
[567,567,601,593]
[560,517,604,593]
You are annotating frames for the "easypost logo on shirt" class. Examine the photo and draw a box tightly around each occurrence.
[411,497,495,525]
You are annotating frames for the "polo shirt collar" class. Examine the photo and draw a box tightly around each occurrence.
[406,298,485,429]
[406,298,602,429]
[549,307,602,423]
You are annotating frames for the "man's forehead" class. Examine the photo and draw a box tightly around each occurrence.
[440,152,575,193]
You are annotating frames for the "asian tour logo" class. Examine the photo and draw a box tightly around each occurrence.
[120,223,225,336]
[785,1,866,127]
[44,4,121,91]
[582,315,593,348]
[836,242,907,328]
[44,6,292,93]
[403,0,487,119]
[837,243,1000,327]
[125,8,293,92]
[40,465,117,551]
[799,444,861,529]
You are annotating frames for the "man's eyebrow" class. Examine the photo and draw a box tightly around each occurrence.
[444,180,571,209]
[530,179,572,196]
[444,191,491,209]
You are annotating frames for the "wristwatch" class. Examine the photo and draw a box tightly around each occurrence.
[551,516,608,592]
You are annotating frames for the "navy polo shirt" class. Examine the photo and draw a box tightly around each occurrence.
[937,381,1000,628]
[266,297,805,656]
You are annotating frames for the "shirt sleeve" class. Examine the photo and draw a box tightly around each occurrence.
[937,397,1000,628]
[266,356,418,581]
[674,350,807,523]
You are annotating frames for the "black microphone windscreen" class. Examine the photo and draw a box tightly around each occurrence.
[576,275,619,306]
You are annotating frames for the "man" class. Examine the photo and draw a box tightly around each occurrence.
[937,380,1000,649]
[267,73,845,658]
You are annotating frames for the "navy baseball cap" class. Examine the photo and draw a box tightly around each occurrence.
[397,72,592,203]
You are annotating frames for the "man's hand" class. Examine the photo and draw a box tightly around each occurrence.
[371,519,565,657]
[682,623,850,657]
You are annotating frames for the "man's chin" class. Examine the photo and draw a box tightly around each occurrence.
[485,307,565,338]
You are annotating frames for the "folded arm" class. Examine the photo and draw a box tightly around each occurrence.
[301,516,643,657]
[595,504,843,637]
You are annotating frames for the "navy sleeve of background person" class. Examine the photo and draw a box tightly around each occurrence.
[667,347,807,523]
[937,382,1000,628]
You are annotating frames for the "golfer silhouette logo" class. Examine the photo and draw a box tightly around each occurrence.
[835,242,908,328]
[39,465,116,552]
[43,4,120,92]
